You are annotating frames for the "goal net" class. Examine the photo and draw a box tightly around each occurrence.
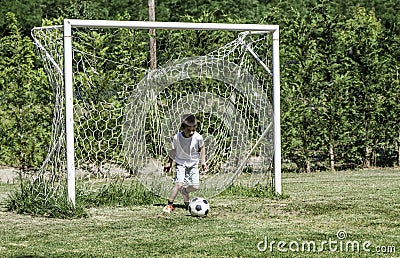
[31,20,280,204]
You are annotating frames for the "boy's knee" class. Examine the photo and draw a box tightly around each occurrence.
[192,185,200,191]
[175,183,183,190]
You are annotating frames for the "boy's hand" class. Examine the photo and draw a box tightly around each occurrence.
[164,157,173,173]
[164,164,171,173]
[201,163,208,173]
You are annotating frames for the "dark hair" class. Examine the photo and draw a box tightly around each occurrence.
[181,114,197,128]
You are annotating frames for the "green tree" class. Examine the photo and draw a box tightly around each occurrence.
[379,31,400,166]
[278,2,387,171]
[0,12,51,169]
[306,3,353,172]
[280,6,324,172]
[338,7,385,168]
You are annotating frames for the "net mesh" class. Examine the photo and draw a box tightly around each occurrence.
[31,24,274,200]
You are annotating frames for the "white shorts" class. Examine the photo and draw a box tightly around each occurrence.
[174,164,199,186]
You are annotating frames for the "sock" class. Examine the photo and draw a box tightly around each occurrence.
[167,200,173,206]
[184,202,189,210]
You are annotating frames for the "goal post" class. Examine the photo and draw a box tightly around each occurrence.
[272,28,281,195]
[37,19,281,206]
[63,19,281,205]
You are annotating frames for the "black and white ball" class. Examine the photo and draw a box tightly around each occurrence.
[188,197,210,217]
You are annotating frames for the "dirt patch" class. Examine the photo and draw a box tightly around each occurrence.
[0,167,19,183]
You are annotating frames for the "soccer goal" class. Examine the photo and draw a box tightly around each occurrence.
[31,19,281,205]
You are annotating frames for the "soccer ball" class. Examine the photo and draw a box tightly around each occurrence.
[188,197,210,217]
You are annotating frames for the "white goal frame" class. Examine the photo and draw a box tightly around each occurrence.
[63,19,281,205]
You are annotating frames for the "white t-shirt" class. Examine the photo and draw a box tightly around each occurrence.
[172,131,204,167]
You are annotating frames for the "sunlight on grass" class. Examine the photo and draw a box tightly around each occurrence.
[0,169,399,257]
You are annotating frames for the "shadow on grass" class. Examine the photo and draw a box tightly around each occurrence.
[153,203,188,210]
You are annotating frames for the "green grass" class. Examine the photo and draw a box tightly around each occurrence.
[0,169,399,257]
[5,178,166,218]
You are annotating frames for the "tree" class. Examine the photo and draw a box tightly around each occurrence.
[303,3,346,172]
[0,12,51,168]
[280,6,325,172]
[278,2,389,171]
[379,31,400,166]
[338,7,385,168]
[148,0,157,70]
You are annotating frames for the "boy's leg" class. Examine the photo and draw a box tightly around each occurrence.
[163,183,182,213]
[182,166,200,207]
[168,183,183,203]
[186,165,200,193]
[169,164,185,202]
[185,185,200,193]
[163,164,185,213]
[181,187,190,209]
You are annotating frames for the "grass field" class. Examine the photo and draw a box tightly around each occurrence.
[0,169,399,257]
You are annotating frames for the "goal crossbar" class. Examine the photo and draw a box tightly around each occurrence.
[65,19,279,32]
[62,19,281,206]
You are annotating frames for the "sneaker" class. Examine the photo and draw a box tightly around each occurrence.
[163,204,174,213]
[181,187,190,203]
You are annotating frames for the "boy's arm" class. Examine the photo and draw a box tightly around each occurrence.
[200,145,208,172]
[163,157,173,173]
[164,149,175,173]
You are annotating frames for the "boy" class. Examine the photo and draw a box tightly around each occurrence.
[163,114,208,213]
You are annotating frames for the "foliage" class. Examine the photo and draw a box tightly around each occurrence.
[77,179,164,207]
[280,5,326,172]
[6,178,87,218]
[6,177,165,218]
[380,31,400,167]
[220,183,290,199]
[277,3,398,171]
[338,7,386,168]
[0,12,51,168]
[1,0,399,36]
[6,177,285,218]
[0,0,400,174]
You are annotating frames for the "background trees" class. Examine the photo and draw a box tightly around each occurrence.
[0,13,51,169]
[0,0,399,172]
